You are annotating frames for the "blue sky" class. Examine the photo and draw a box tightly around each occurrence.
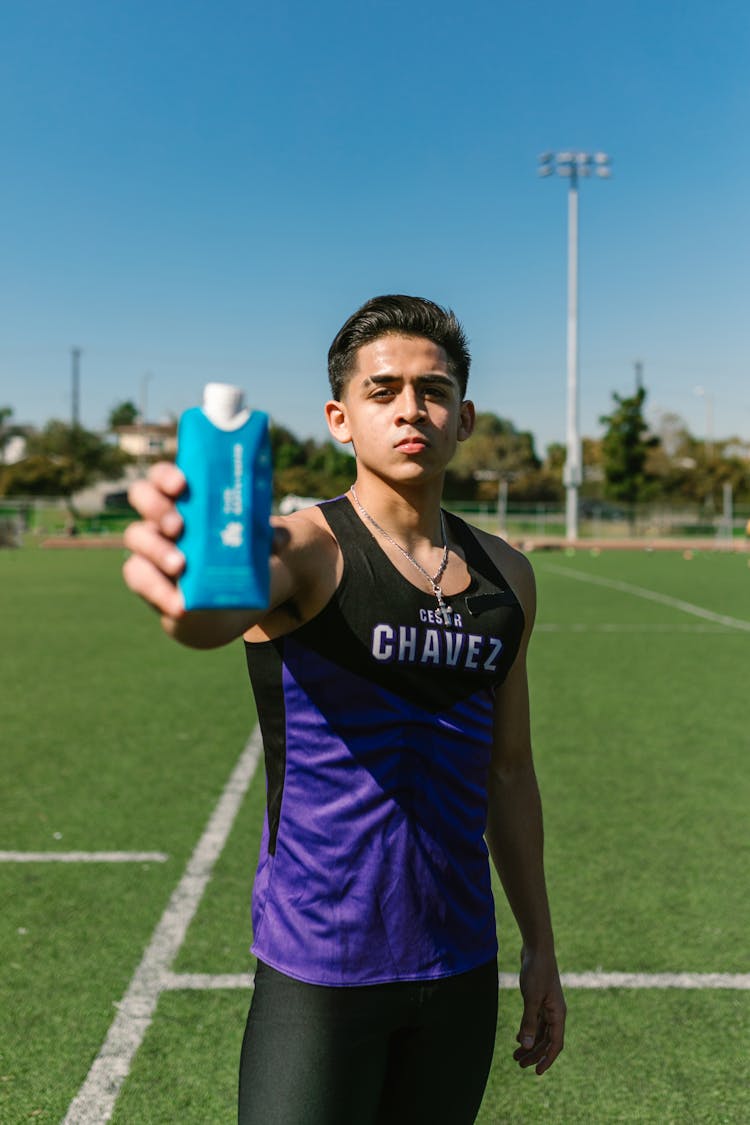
[2,0,748,456]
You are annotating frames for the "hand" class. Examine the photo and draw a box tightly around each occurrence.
[122,462,187,620]
[513,946,566,1075]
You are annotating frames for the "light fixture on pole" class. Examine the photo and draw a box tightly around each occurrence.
[539,150,612,542]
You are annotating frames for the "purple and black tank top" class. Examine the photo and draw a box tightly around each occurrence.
[244,496,525,986]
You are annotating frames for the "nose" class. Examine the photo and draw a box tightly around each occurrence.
[396,386,425,424]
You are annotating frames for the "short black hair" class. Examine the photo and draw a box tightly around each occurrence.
[327,294,471,400]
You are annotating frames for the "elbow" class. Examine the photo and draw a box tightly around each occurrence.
[488,754,537,791]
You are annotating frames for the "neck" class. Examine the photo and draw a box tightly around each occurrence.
[349,473,445,547]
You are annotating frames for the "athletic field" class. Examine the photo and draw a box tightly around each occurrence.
[1,545,748,1123]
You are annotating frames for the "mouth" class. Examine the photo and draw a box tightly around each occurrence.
[395,435,429,453]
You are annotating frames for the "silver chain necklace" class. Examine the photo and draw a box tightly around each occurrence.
[350,485,454,625]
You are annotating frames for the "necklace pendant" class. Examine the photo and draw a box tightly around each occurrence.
[433,585,454,627]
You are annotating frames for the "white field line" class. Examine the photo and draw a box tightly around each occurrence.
[0,851,168,863]
[540,563,750,633]
[159,970,750,992]
[62,726,263,1125]
[162,970,255,990]
[554,972,750,990]
[536,623,737,633]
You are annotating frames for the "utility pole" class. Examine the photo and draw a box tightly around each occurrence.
[71,347,82,429]
[634,359,643,391]
[139,372,153,474]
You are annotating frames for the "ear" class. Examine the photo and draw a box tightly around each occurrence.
[325,399,353,446]
[457,399,476,442]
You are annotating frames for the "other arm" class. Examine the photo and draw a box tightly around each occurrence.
[485,550,566,1075]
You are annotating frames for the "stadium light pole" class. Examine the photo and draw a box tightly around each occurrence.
[539,151,611,542]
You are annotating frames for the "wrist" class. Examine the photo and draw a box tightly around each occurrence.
[521,937,557,961]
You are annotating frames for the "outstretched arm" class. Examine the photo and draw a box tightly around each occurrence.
[485,554,566,1075]
[122,462,333,649]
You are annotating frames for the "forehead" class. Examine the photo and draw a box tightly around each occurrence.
[351,333,451,379]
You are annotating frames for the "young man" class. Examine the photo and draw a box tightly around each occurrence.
[123,295,566,1124]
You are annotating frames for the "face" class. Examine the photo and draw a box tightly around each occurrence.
[325,334,475,485]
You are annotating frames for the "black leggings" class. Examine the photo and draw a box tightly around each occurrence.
[238,958,498,1125]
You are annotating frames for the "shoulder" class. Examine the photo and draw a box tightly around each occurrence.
[272,503,343,589]
[459,519,536,628]
[245,503,342,641]
[274,502,339,552]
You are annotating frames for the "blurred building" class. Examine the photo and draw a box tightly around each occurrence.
[114,423,177,460]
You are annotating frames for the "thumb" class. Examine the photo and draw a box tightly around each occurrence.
[517,1001,540,1049]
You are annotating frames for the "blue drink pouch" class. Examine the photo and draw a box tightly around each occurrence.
[176,383,273,610]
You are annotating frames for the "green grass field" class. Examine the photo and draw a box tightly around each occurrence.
[1,545,748,1123]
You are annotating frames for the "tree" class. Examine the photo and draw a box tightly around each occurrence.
[599,387,659,514]
[538,439,604,503]
[0,419,133,515]
[544,442,566,473]
[269,422,307,472]
[446,412,541,500]
[108,400,139,429]
[649,434,750,509]
[267,422,356,500]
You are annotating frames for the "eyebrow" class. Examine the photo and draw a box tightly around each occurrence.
[361,373,457,388]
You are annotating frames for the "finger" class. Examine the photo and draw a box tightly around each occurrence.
[126,481,184,539]
[513,1029,549,1069]
[122,552,185,620]
[127,468,186,532]
[514,1003,550,1063]
[514,1048,547,1069]
[146,461,187,496]
[123,521,185,578]
[514,1008,565,1075]
[535,1010,565,1075]
[535,1047,557,1076]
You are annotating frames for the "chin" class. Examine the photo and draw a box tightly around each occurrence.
[390,465,444,487]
